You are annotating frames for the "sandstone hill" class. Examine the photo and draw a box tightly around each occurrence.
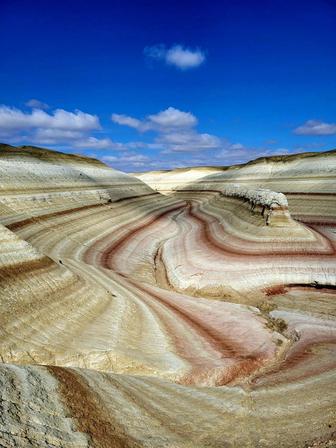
[0,144,335,447]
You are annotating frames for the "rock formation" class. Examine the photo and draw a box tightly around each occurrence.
[0,143,335,447]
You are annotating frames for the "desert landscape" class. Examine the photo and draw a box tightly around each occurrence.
[1,0,336,446]
[0,143,335,447]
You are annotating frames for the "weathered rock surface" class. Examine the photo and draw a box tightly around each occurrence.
[134,150,336,195]
[0,144,335,447]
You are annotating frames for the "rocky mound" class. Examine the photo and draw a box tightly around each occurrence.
[0,144,335,447]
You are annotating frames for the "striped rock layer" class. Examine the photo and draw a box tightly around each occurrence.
[0,144,335,447]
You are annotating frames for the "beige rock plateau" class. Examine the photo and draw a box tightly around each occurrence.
[0,143,335,447]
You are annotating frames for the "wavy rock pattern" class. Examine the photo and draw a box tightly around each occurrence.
[0,144,335,447]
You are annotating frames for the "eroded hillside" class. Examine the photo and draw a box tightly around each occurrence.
[0,144,335,447]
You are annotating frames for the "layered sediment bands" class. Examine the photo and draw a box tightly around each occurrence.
[134,150,336,195]
[0,144,335,447]
[0,363,335,448]
[104,190,335,295]
[180,184,293,227]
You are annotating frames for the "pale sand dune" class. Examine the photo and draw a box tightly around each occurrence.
[0,144,335,447]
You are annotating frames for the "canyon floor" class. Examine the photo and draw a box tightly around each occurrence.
[0,143,335,447]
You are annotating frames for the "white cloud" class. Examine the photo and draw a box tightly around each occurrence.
[0,106,100,132]
[294,120,336,135]
[102,153,150,169]
[112,107,197,132]
[229,143,245,150]
[25,99,49,110]
[103,153,149,163]
[0,104,156,158]
[111,114,142,129]
[159,131,221,152]
[166,45,205,69]
[215,143,247,159]
[0,105,105,148]
[1,103,300,172]
[73,137,127,151]
[112,107,220,153]
[148,107,197,129]
[144,44,206,70]
[32,128,85,145]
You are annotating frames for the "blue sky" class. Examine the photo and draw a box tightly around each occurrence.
[0,0,335,171]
